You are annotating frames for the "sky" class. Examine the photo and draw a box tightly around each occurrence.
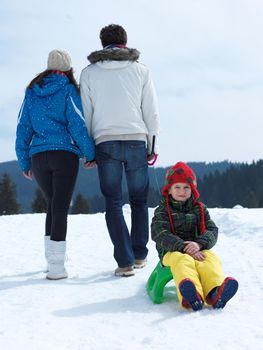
[0,206,263,349]
[1,0,263,167]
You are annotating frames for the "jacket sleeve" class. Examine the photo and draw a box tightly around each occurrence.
[195,206,218,250]
[65,86,95,161]
[151,201,185,253]
[141,68,160,155]
[15,94,34,171]
[80,69,94,138]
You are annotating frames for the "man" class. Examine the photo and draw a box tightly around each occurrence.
[80,24,160,277]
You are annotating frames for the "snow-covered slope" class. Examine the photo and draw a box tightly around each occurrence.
[0,207,262,350]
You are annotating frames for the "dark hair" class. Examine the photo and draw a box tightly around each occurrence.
[100,24,127,47]
[27,68,80,93]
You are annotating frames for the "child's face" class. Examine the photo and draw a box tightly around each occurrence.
[168,182,192,202]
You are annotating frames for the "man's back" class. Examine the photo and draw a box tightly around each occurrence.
[80,47,159,154]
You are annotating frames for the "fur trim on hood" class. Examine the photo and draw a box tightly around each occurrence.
[88,47,140,64]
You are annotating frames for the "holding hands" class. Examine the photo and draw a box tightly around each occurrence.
[83,160,96,169]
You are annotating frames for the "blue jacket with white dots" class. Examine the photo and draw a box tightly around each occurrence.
[15,73,95,171]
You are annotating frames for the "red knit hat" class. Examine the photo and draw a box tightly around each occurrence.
[162,162,206,234]
[162,162,200,200]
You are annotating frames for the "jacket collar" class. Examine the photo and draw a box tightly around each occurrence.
[87,47,140,64]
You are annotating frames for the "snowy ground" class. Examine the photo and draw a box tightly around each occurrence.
[0,206,263,350]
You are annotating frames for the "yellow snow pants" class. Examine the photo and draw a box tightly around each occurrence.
[162,250,225,306]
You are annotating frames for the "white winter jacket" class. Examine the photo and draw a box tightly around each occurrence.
[80,47,160,154]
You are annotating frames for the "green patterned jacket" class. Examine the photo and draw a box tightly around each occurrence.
[151,196,218,260]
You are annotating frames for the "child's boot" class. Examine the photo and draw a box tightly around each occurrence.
[46,240,68,280]
[206,277,238,309]
[179,278,203,311]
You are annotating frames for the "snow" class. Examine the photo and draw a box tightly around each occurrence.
[0,206,263,350]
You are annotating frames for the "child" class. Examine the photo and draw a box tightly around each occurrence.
[151,162,238,311]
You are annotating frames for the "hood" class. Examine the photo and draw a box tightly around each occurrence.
[87,47,140,64]
[32,73,68,97]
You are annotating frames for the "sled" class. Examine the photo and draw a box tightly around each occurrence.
[146,261,176,304]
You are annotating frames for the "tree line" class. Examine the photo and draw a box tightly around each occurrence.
[1,160,263,215]
[0,178,98,215]
[197,160,263,208]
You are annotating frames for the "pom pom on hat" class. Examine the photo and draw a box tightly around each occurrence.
[47,49,72,72]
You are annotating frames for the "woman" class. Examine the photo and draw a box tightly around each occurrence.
[15,49,94,280]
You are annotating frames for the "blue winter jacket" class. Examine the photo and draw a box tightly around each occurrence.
[15,73,95,171]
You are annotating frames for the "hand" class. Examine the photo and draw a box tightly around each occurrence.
[147,153,158,166]
[84,160,96,169]
[183,241,201,255]
[23,170,33,180]
[191,251,206,261]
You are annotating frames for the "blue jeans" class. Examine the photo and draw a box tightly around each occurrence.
[96,141,149,267]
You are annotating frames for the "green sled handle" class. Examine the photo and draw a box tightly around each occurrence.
[146,261,174,304]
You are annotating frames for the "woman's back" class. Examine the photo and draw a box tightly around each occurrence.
[25,73,76,150]
[16,70,94,172]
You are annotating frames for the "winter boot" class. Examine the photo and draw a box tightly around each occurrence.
[179,278,204,311]
[46,240,68,280]
[134,258,147,269]
[114,266,135,277]
[207,277,239,309]
[44,235,51,272]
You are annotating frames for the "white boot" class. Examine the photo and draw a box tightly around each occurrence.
[44,235,51,272]
[46,240,68,280]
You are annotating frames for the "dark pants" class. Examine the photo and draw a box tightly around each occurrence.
[32,151,79,241]
[96,141,149,268]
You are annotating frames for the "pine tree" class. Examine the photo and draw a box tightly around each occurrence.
[243,190,258,208]
[32,188,47,213]
[0,173,20,215]
[71,193,90,214]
